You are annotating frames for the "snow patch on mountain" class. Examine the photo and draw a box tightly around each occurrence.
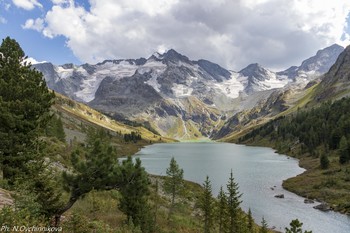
[145,73,162,92]
[98,61,138,77]
[213,73,244,99]
[76,76,103,102]
[172,83,194,97]
[262,72,289,89]
[56,66,74,79]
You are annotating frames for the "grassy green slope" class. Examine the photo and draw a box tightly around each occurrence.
[53,93,176,155]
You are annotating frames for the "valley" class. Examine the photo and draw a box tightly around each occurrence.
[33,44,344,141]
[2,35,350,233]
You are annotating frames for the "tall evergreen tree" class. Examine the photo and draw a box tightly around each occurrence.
[285,219,312,233]
[199,176,213,233]
[57,139,120,225]
[164,157,184,207]
[46,115,66,142]
[0,37,54,183]
[259,217,268,233]
[119,156,152,231]
[16,159,63,221]
[226,170,242,233]
[319,153,329,169]
[247,208,254,233]
[216,186,228,233]
[339,136,349,164]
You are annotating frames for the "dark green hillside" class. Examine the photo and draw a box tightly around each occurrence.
[239,97,350,214]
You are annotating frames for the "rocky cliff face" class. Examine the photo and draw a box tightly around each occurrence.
[313,44,350,102]
[34,45,343,140]
[277,44,344,82]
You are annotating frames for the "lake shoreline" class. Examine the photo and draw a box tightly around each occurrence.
[238,138,350,217]
[134,142,350,232]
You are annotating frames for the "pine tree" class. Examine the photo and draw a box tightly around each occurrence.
[216,186,228,233]
[46,115,66,142]
[199,176,213,233]
[119,156,152,231]
[247,208,254,233]
[226,170,242,233]
[259,217,268,233]
[55,117,66,142]
[339,136,349,164]
[0,37,54,183]
[16,158,63,221]
[164,157,184,207]
[319,153,329,169]
[285,219,312,233]
[57,139,120,225]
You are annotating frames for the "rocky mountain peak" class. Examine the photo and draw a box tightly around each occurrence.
[150,49,191,64]
[315,44,343,56]
[196,59,231,82]
[299,44,344,73]
[310,44,350,102]
[62,63,75,69]
[320,44,350,86]
[239,63,270,81]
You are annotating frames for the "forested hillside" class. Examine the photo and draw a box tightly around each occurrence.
[240,98,350,158]
[239,97,350,213]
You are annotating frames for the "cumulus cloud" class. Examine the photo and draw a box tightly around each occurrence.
[12,0,42,10]
[24,0,350,70]
[22,18,44,31]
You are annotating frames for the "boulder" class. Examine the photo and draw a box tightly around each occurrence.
[313,203,331,211]
[304,198,314,204]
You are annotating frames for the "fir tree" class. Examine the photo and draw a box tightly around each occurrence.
[320,153,329,169]
[46,115,66,142]
[199,176,213,233]
[259,217,268,233]
[57,139,120,225]
[216,186,228,233]
[0,37,54,183]
[339,136,349,164]
[226,170,242,233]
[247,208,254,233]
[119,156,152,231]
[164,157,184,207]
[285,219,312,233]
[15,158,63,221]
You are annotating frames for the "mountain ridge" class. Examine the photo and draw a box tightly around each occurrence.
[33,44,344,140]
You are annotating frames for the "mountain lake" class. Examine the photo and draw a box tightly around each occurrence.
[133,142,350,233]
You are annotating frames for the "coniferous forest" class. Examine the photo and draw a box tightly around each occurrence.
[240,98,350,161]
[239,98,350,214]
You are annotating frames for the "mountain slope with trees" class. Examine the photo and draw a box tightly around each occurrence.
[236,44,350,213]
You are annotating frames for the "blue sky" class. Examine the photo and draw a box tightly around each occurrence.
[0,1,81,64]
[1,0,350,70]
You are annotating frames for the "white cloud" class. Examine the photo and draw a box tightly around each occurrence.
[25,0,350,70]
[12,0,42,10]
[22,18,44,31]
[0,16,6,24]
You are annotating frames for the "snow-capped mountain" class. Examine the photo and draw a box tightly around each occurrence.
[34,44,343,140]
[238,63,289,94]
[277,44,344,82]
